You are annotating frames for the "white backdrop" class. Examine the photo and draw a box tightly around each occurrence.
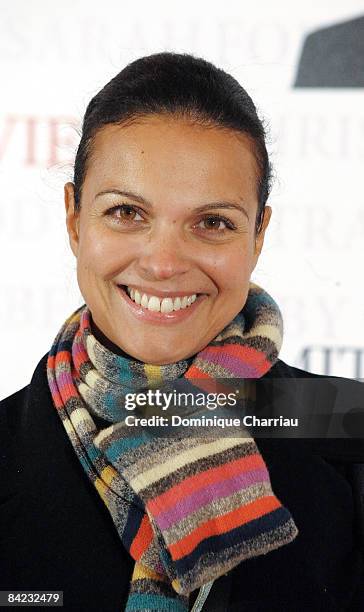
[1,0,363,398]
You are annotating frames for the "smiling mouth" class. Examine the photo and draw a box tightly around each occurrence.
[117,285,204,313]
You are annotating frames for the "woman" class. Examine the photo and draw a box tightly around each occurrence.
[1,52,363,612]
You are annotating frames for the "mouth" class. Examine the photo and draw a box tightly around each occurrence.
[116,284,208,323]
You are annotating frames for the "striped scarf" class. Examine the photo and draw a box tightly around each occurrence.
[47,282,298,611]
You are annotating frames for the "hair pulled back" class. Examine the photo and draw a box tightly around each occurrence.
[73,52,272,232]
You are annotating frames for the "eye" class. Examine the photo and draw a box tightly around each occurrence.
[105,204,144,223]
[195,215,236,233]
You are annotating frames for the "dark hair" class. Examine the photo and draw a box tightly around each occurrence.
[73,52,272,232]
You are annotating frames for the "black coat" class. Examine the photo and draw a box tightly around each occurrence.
[1,354,364,611]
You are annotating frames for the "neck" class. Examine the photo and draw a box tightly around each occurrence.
[90,316,143,362]
[90,315,197,367]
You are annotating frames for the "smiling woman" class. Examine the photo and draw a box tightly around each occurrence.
[65,116,270,364]
[1,52,363,612]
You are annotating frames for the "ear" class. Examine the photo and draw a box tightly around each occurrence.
[64,182,80,257]
[252,206,272,268]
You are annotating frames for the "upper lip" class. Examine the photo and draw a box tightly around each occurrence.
[117,284,205,298]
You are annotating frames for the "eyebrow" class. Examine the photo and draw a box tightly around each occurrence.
[95,189,250,220]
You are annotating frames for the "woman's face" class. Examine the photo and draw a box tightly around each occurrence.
[65,115,271,364]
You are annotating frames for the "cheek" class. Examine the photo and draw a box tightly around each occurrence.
[77,226,133,278]
[202,242,254,289]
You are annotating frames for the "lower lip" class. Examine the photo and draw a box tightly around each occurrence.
[116,285,207,325]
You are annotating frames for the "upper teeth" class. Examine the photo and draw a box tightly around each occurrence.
[126,287,197,312]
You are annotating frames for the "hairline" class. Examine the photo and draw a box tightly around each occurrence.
[75,111,266,232]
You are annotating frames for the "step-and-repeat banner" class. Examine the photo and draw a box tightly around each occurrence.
[1,0,363,397]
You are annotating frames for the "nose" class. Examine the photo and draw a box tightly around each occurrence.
[135,227,191,281]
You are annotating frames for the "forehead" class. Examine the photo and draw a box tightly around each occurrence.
[84,115,258,203]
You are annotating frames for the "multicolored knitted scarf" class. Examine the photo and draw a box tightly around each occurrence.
[47,282,298,611]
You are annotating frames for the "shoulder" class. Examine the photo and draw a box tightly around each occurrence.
[0,352,69,498]
[0,353,50,436]
[265,359,323,378]
[263,359,364,463]
[0,386,29,437]
[267,358,364,387]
